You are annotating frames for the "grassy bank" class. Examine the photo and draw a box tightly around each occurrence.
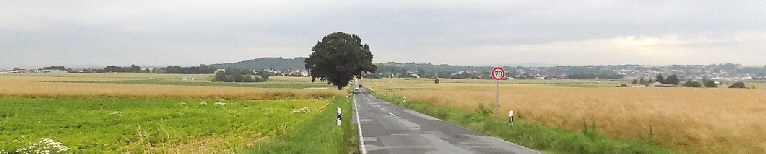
[250,97,358,154]
[0,97,328,153]
[368,89,672,154]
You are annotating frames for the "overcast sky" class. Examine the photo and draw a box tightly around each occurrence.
[2,1,766,69]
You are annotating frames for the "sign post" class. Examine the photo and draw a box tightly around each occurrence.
[491,67,505,118]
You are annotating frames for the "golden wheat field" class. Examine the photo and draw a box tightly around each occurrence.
[364,78,766,153]
[0,73,344,99]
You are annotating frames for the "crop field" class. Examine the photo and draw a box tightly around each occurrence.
[0,97,328,153]
[49,74,336,89]
[364,78,766,153]
[0,74,344,99]
[0,73,351,153]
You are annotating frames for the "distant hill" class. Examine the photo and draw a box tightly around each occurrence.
[211,57,306,70]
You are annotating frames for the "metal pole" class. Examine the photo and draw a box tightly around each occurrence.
[496,80,499,117]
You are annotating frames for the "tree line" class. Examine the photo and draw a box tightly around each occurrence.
[213,68,269,82]
[101,65,144,73]
[159,64,217,74]
[630,74,749,88]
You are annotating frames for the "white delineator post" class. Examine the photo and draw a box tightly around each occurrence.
[508,110,514,125]
[337,107,342,126]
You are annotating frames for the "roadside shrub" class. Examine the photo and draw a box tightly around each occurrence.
[703,80,717,88]
[682,80,702,87]
[729,81,746,89]
[476,103,494,116]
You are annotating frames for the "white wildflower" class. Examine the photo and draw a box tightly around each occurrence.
[15,138,69,154]
[214,102,226,105]
[291,107,310,114]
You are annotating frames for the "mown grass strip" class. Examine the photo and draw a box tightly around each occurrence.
[249,97,358,154]
[367,89,673,154]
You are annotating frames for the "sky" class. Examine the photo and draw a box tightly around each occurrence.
[2,1,766,69]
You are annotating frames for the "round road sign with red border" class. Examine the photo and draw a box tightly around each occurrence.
[491,67,505,80]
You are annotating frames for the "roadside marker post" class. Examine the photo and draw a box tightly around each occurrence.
[491,67,505,118]
[508,110,514,125]
[337,107,342,126]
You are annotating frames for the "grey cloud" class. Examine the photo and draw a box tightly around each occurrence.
[1,0,765,68]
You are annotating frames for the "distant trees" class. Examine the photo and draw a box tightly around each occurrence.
[42,66,66,70]
[654,74,679,85]
[665,75,680,85]
[567,72,623,79]
[362,73,382,79]
[729,81,747,88]
[450,72,475,79]
[101,65,143,73]
[631,76,655,87]
[683,80,702,87]
[213,68,266,82]
[567,73,597,79]
[161,64,217,74]
[703,80,717,88]
[655,75,665,84]
[128,65,141,73]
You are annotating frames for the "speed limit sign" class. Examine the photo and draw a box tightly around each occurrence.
[491,67,505,80]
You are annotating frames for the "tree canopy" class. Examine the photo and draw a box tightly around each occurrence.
[161,64,217,74]
[213,68,265,82]
[305,32,376,90]
[655,74,665,84]
[666,74,680,85]
[683,80,702,87]
[729,81,747,88]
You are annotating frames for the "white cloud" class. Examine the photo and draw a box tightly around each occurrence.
[437,32,766,66]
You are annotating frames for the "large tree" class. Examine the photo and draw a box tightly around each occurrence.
[305,32,376,90]
[666,74,680,85]
[655,74,665,84]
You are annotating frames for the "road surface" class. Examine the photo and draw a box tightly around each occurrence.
[353,88,538,154]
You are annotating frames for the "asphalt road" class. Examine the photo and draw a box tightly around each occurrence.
[353,87,538,154]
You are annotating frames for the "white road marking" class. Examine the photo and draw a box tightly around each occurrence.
[403,109,441,121]
[354,92,368,154]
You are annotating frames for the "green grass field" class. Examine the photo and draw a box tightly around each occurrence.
[249,96,357,154]
[0,97,329,153]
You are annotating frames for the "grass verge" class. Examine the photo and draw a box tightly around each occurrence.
[249,96,358,154]
[368,89,673,154]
